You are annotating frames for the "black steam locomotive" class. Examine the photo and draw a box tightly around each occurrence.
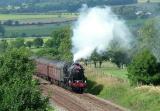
[35,58,86,93]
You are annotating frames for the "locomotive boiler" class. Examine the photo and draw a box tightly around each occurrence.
[35,58,86,93]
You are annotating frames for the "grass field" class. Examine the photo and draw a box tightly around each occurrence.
[138,0,160,3]
[0,37,50,43]
[4,22,70,37]
[85,62,128,79]
[0,13,77,37]
[0,13,78,21]
[85,62,160,111]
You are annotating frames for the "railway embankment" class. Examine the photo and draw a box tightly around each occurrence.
[35,76,128,111]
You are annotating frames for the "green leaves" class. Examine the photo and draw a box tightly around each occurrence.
[40,26,73,61]
[128,50,160,85]
[0,40,8,52]
[10,38,25,48]
[0,48,49,111]
[138,20,158,51]
[33,38,44,48]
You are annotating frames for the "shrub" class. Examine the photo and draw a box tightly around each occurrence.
[128,50,160,85]
[0,48,49,111]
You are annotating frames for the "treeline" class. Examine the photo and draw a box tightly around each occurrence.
[0,37,44,52]
[0,27,72,61]
[35,27,73,61]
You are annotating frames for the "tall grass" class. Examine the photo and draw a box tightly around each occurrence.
[84,62,160,111]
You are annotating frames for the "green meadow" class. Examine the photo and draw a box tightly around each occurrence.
[85,62,160,111]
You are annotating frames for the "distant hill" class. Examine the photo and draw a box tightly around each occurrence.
[0,0,137,12]
[0,0,137,6]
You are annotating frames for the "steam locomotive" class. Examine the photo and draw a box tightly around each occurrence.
[35,58,86,93]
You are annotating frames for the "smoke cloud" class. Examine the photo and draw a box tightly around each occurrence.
[72,5,131,62]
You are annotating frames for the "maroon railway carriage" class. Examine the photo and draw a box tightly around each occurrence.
[35,58,86,93]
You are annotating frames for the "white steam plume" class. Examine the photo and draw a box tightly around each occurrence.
[72,5,131,62]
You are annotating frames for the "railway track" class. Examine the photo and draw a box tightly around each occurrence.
[35,76,129,111]
[42,84,87,111]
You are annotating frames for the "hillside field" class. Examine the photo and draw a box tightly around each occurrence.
[0,13,76,37]
[138,0,160,3]
[0,37,50,43]
[4,23,71,37]
[0,13,78,21]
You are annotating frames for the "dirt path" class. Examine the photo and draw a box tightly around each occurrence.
[35,76,128,111]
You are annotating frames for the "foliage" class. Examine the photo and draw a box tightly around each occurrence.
[35,48,59,59]
[128,50,160,85]
[0,48,49,111]
[45,39,54,48]
[138,20,160,61]
[50,27,73,61]
[25,41,33,48]
[33,38,44,48]
[90,50,100,62]
[106,38,131,68]
[3,20,13,26]
[51,27,70,48]
[0,40,8,52]
[111,50,130,68]
[10,38,25,48]
[90,50,104,68]
[138,20,158,50]
[0,25,5,36]
[58,30,72,61]
[34,27,73,61]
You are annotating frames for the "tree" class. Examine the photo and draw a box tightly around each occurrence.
[4,20,13,26]
[33,38,44,48]
[45,39,54,48]
[36,48,59,59]
[10,38,25,48]
[128,50,160,85]
[90,50,99,68]
[138,20,160,61]
[0,48,49,110]
[108,37,131,68]
[58,28,73,61]
[138,20,158,50]
[112,50,130,68]
[90,49,108,68]
[0,40,8,52]
[25,41,33,48]
[50,27,70,48]
[0,25,5,36]
[15,21,19,26]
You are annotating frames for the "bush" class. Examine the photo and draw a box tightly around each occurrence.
[112,50,130,68]
[0,48,49,111]
[33,38,44,48]
[128,50,160,85]
[25,41,33,48]
[35,48,60,60]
